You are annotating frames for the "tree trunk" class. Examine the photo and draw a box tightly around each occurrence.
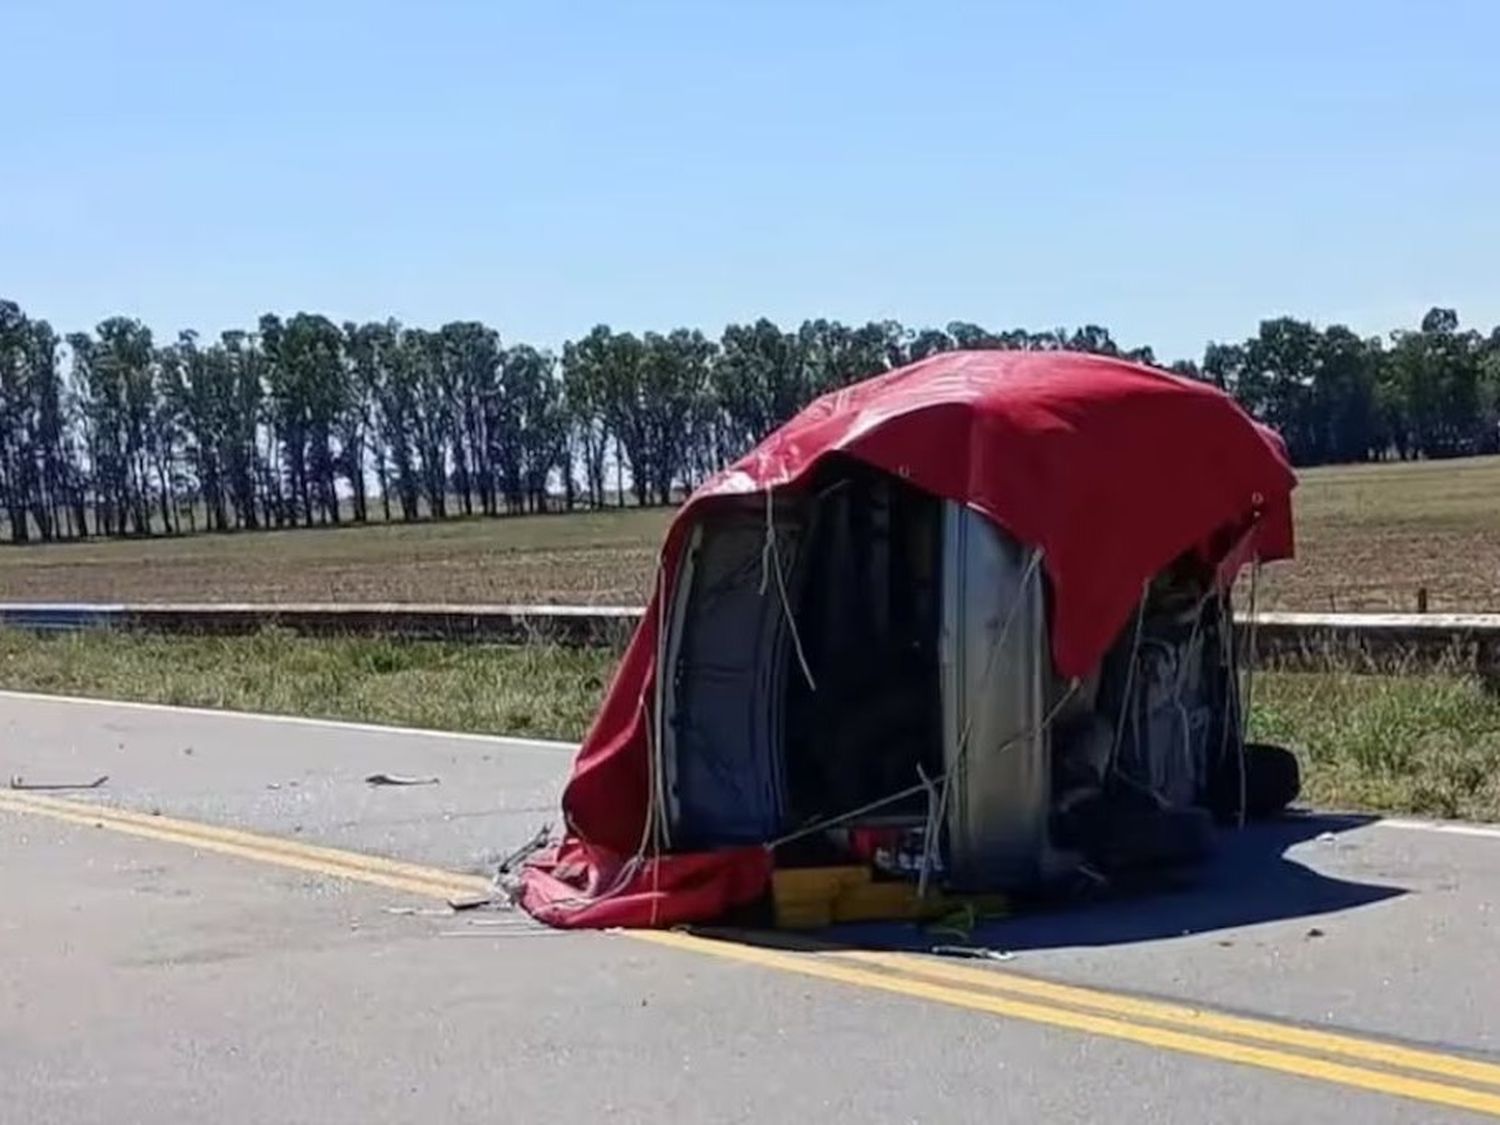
[6,503,29,544]
[451,431,473,516]
[376,455,391,522]
[156,460,175,534]
[29,495,53,541]
[298,471,312,526]
[586,436,606,509]
[319,436,340,524]
[348,442,368,523]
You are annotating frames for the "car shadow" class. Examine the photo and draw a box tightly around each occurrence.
[702,811,1404,955]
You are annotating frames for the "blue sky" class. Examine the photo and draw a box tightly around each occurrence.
[3,0,1497,362]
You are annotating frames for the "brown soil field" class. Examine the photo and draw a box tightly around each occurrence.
[1,457,1497,612]
[1261,456,1500,613]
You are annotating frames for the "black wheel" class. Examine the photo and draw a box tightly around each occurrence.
[1209,742,1300,821]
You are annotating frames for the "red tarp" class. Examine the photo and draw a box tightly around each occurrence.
[518,350,1297,928]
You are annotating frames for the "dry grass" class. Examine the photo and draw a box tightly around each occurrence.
[3,456,1499,612]
[0,508,671,607]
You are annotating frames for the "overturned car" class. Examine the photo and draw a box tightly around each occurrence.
[517,349,1299,929]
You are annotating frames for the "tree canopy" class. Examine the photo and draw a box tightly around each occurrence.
[1,298,1496,543]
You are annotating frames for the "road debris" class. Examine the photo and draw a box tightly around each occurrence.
[9,774,108,791]
[490,824,555,907]
[497,824,553,877]
[448,892,495,911]
[383,906,453,917]
[931,944,1015,962]
[364,772,440,787]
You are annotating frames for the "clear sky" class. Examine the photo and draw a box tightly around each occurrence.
[4,0,1497,363]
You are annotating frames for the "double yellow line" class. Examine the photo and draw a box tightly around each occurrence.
[637,931,1500,1116]
[5,788,1500,1118]
[0,788,491,902]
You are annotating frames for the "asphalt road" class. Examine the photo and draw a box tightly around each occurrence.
[3,690,1499,1123]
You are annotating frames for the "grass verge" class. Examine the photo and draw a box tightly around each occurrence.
[0,628,616,743]
[1251,670,1500,821]
[2,629,1498,821]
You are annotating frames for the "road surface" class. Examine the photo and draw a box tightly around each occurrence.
[3,690,1499,1123]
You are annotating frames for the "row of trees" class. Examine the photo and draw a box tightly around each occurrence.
[2,299,1497,543]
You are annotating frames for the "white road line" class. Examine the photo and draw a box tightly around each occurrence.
[1375,817,1500,841]
[0,689,579,752]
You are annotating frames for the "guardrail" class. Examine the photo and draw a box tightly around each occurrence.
[0,602,643,646]
[3,603,1499,680]
[1249,612,1500,680]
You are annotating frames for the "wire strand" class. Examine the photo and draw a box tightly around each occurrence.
[761,486,817,691]
[1107,582,1152,780]
[1237,558,1262,829]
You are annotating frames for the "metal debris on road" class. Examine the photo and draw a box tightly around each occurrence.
[383,906,453,917]
[447,892,495,911]
[497,824,553,877]
[930,944,1015,962]
[8,774,108,791]
[492,823,555,907]
[364,772,440,786]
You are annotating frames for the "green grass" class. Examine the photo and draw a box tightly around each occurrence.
[1252,669,1500,821]
[0,629,617,742]
[4,629,1500,822]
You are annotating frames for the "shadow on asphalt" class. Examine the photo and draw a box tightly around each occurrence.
[698,811,1404,955]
